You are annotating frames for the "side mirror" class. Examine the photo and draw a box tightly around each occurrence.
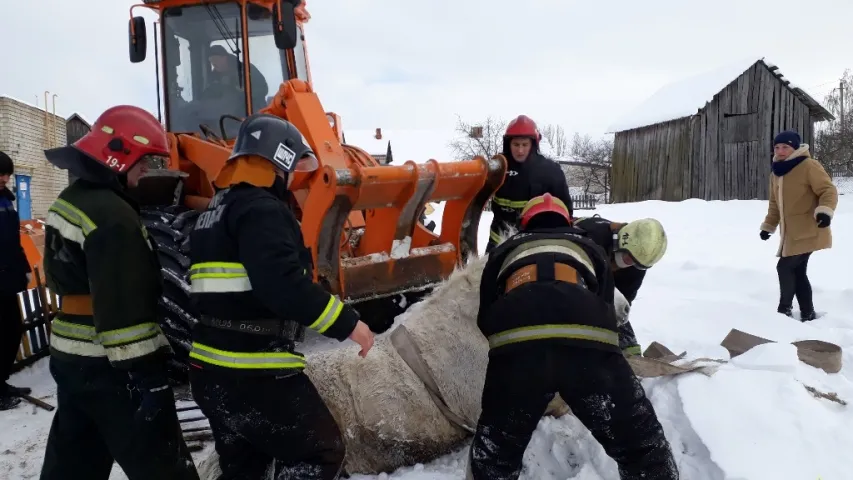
[272,1,299,50]
[129,16,148,63]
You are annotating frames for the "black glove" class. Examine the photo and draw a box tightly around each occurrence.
[130,370,174,423]
[816,213,831,228]
[759,230,771,240]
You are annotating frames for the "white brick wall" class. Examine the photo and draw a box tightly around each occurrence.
[0,96,68,219]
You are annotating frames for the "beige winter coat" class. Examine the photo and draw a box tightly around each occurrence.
[760,145,838,258]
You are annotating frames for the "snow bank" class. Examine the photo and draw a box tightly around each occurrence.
[5,196,852,479]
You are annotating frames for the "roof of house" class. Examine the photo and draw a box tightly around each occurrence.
[342,128,460,165]
[606,57,835,133]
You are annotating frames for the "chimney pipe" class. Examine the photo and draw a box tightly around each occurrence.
[374,128,382,140]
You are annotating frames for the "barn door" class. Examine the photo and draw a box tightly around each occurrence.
[723,113,763,200]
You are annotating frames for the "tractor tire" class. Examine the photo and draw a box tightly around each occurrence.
[141,205,202,386]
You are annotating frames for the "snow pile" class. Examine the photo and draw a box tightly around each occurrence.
[3,197,852,479]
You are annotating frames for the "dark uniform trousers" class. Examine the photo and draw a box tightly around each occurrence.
[468,346,678,480]
[0,293,22,384]
[189,367,346,480]
[39,359,198,480]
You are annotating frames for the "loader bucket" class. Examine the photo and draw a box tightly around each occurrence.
[296,154,507,332]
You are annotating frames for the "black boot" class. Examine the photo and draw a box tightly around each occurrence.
[777,306,793,317]
[800,311,817,322]
[0,394,21,411]
[2,383,31,397]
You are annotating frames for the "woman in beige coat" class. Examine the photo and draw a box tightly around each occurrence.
[760,130,838,321]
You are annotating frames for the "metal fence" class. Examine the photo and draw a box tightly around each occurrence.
[483,194,600,212]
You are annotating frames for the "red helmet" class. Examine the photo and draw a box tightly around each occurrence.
[520,193,571,228]
[504,115,541,142]
[74,105,169,173]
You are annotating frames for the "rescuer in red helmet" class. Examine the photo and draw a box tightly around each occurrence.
[38,105,199,480]
[468,193,678,480]
[485,115,575,253]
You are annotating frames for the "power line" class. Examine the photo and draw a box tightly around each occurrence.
[806,79,839,90]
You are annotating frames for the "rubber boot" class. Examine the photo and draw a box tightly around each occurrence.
[0,394,21,411]
[3,383,32,397]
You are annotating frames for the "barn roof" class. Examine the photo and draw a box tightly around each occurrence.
[342,128,459,165]
[606,57,835,133]
[66,112,92,128]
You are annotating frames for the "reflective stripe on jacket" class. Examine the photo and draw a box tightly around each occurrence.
[477,226,621,355]
[43,179,172,371]
[187,184,360,375]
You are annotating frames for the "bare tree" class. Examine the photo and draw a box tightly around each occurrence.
[448,115,507,160]
[565,133,613,200]
[540,124,570,158]
[813,69,853,176]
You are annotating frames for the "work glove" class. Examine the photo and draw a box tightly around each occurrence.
[816,213,831,228]
[759,230,771,241]
[130,370,174,423]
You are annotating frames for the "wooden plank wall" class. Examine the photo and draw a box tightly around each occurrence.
[611,119,691,203]
[612,61,818,203]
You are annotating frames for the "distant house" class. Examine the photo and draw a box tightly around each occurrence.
[65,113,92,184]
[343,128,393,164]
[607,57,835,203]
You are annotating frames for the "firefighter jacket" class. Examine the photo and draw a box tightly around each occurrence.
[187,183,360,376]
[574,215,647,302]
[487,153,574,249]
[43,179,172,372]
[477,225,621,356]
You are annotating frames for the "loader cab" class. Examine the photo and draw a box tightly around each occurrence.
[137,1,306,139]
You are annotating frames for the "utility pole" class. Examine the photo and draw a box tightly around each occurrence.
[840,80,845,135]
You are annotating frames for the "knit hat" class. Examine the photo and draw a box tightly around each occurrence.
[773,130,801,149]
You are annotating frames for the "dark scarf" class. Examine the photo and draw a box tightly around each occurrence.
[771,155,808,177]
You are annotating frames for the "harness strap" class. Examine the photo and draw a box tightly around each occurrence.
[60,295,94,316]
[505,262,586,293]
[198,315,283,337]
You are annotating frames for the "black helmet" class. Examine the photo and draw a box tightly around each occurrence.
[228,113,319,173]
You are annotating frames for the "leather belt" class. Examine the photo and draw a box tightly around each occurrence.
[505,263,586,293]
[198,315,284,337]
[60,294,94,316]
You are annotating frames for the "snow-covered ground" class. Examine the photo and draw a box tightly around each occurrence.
[3,197,852,480]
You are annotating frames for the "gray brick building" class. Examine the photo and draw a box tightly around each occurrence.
[0,95,68,219]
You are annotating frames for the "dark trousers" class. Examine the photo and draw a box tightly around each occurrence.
[468,346,678,480]
[776,253,813,313]
[0,293,22,383]
[40,359,199,480]
[189,368,346,480]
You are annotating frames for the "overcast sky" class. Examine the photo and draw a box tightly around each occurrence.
[2,0,850,140]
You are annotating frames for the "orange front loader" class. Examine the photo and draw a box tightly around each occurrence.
[121,0,506,339]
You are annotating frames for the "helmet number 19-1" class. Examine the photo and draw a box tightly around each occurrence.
[106,155,126,171]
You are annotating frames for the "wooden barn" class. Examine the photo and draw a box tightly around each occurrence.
[607,57,835,203]
[65,113,91,184]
